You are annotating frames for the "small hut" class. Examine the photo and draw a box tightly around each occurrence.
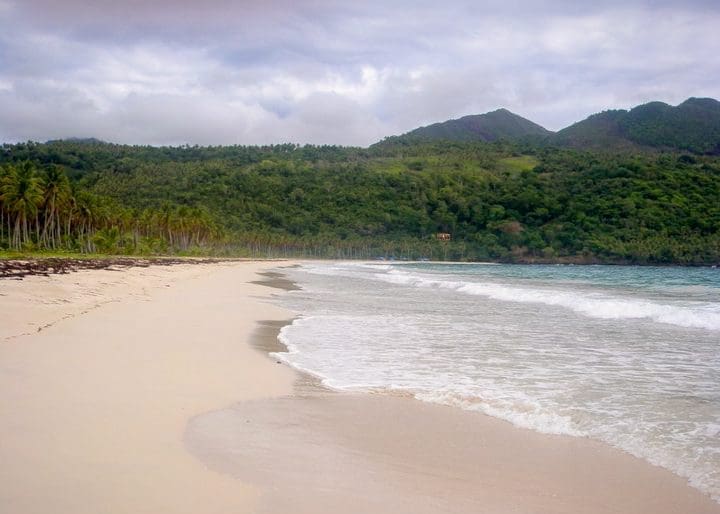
[436,232,451,241]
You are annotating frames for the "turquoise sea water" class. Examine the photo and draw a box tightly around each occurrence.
[274,262,720,501]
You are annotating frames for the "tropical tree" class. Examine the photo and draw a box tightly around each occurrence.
[0,162,45,250]
[40,165,71,248]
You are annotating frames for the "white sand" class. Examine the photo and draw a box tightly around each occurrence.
[0,261,296,513]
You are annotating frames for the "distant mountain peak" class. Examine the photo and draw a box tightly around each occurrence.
[395,108,552,143]
[46,137,107,145]
[375,97,720,154]
[554,97,720,154]
[680,97,720,108]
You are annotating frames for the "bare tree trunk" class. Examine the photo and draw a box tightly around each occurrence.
[56,209,62,248]
[15,215,23,250]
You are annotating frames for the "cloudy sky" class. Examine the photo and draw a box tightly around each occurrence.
[0,0,718,146]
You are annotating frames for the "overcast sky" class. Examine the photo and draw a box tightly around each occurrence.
[0,0,718,146]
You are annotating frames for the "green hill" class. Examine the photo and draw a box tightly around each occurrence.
[621,98,720,153]
[2,140,719,264]
[389,108,552,143]
[554,98,720,154]
[380,98,720,154]
[552,110,641,151]
[3,99,720,263]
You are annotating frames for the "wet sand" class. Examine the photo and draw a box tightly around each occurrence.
[188,313,720,514]
[1,260,719,513]
[187,393,720,514]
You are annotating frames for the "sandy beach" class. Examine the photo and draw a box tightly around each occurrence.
[1,260,719,514]
[0,260,297,513]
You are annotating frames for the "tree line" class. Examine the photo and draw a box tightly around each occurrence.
[0,160,221,254]
[1,139,719,263]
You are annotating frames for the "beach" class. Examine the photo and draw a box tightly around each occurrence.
[0,260,297,513]
[1,260,719,514]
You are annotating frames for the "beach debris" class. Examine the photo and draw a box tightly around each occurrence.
[0,257,226,280]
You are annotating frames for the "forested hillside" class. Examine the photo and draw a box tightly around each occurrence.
[391,108,551,143]
[555,98,720,154]
[382,98,720,155]
[1,139,719,263]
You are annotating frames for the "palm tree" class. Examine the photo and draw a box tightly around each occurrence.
[41,165,71,249]
[73,190,100,252]
[0,165,8,245]
[0,162,45,250]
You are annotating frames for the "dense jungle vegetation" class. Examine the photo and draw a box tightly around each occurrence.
[1,139,719,263]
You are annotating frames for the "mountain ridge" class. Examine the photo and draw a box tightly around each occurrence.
[390,108,552,143]
[380,97,720,154]
[555,97,720,153]
[31,98,720,155]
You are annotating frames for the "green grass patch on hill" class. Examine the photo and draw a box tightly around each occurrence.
[497,155,540,173]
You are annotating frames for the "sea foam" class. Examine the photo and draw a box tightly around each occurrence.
[274,262,720,502]
[373,267,720,331]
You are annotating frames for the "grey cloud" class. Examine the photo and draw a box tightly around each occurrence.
[0,0,719,145]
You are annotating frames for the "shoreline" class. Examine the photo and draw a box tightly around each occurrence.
[226,264,720,513]
[1,261,719,513]
[1,256,716,282]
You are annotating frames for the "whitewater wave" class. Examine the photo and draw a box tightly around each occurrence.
[275,312,720,502]
[275,257,720,503]
[378,268,720,331]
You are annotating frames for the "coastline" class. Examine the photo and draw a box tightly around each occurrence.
[1,260,719,513]
[216,264,720,513]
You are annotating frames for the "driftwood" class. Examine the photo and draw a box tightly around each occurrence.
[0,257,225,280]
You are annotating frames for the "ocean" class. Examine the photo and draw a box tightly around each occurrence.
[272,262,720,502]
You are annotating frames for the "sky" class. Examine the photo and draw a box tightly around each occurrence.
[0,0,718,146]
